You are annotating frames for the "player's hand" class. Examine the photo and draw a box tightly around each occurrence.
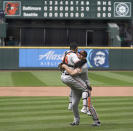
[58,63,64,72]
[87,85,92,91]
[61,64,67,68]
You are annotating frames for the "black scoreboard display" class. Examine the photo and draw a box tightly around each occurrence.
[1,0,133,19]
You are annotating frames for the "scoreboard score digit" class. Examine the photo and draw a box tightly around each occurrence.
[2,0,132,19]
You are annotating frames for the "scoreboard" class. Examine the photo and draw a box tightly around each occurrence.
[1,0,133,19]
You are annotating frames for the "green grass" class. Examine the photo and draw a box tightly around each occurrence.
[0,71,133,87]
[0,96,133,131]
[11,72,46,86]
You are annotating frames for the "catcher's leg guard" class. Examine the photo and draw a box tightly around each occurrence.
[81,91,88,113]
[68,90,72,110]
[82,91,88,109]
[89,105,100,122]
[88,96,91,109]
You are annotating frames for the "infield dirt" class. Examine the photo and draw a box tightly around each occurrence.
[0,87,133,96]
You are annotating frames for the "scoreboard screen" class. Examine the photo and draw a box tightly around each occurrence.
[1,0,133,19]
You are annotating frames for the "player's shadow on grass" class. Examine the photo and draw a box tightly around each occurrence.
[81,122,127,128]
[80,123,100,127]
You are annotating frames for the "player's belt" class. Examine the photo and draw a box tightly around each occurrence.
[62,72,69,75]
[65,73,69,75]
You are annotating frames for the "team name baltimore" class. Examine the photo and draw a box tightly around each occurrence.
[23,6,41,11]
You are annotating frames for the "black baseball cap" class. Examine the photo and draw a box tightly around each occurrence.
[79,50,87,57]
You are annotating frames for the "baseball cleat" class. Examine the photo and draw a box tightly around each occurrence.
[81,107,87,114]
[68,103,72,110]
[70,122,79,126]
[87,110,91,116]
[92,121,101,126]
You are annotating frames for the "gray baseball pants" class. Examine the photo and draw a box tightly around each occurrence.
[61,73,87,123]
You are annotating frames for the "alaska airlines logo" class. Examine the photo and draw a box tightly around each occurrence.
[87,49,109,68]
[4,1,21,16]
[39,51,63,60]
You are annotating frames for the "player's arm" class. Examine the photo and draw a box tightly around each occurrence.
[62,64,81,76]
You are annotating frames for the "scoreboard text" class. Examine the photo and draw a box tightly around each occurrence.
[2,0,132,19]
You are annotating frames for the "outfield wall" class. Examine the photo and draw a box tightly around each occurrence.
[0,47,133,70]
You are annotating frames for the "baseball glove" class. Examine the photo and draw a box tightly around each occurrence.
[58,63,64,72]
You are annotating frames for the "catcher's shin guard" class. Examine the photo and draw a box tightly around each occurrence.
[68,91,72,110]
[89,105,99,121]
[82,91,88,108]
[69,91,72,103]
[88,96,99,122]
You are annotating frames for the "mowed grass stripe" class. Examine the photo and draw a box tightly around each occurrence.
[0,118,133,131]
[0,97,133,110]
[0,115,73,122]
[0,105,68,112]
[0,107,132,117]
[1,101,132,111]
[0,119,72,131]
[112,71,133,77]
[0,97,132,106]
[10,96,133,102]
[0,72,13,86]
[0,118,71,126]
[96,71,133,84]
[0,71,132,87]
[0,98,132,106]
[1,112,132,123]
[0,103,133,115]
[88,72,133,86]
[2,115,132,126]
[0,99,68,105]
[0,106,133,117]
[92,122,133,131]
[100,111,133,117]
[106,128,133,131]
[1,96,133,103]
[0,99,132,108]
[11,72,46,86]
[0,96,67,102]
[31,71,65,86]
[91,96,133,102]
[0,97,133,131]
[1,106,132,115]
[1,117,132,128]
[1,108,132,119]
[0,110,71,117]
[88,78,105,86]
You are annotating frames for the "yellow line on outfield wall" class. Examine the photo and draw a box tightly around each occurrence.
[0,46,133,49]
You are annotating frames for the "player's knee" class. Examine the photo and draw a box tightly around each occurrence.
[72,100,78,108]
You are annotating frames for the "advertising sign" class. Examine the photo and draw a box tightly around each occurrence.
[19,49,68,67]
[19,48,109,68]
[87,49,109,68]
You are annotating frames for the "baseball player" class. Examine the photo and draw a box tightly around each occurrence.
[68,57,91,116]
[60,44,90,115]
[59,42,85,125]
[61,50,101,126]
